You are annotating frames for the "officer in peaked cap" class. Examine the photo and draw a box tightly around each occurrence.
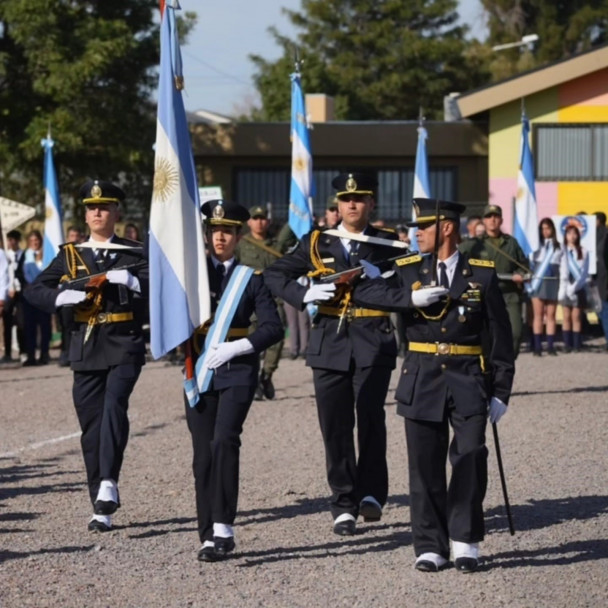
[187,198,282,562]
[264,170,399,537]
[25,178,148,534]
[354,196,515,573]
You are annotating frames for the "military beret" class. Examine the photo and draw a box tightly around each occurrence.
[332,172,378,199]
[201,199,250,227]
[407,198,466,227]
[483,204,503,218]
[80,179,125,204]
[248,205,268,219]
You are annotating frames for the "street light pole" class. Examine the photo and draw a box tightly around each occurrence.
[492,34,539,52]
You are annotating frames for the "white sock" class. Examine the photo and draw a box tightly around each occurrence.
[90,514,112,527]
[334,513,356,524]
[202,540,215,549]
[213,522,234,538]
[452,540,479,559]
[96,479,118,503]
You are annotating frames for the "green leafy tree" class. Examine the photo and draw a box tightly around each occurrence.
[249,0,489,121]
[0,1,195,220]
[481,0,608,81]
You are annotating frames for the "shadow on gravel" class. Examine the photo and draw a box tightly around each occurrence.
[0,511,40,522]
[236,528,412,567]
[131,422,170,438]
[126,516,198,539]
[486,539,608,569]
[486,494,608,534]
[511,384,608,397]
[0,544,95,564]
[1,480,82,501]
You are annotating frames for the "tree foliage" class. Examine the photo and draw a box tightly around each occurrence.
[250,0,489,122]
[481,0,608,81]
[0,1,195,219]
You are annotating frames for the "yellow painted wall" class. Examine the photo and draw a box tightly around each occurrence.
[557,182,608,215]
[558,106,608,122]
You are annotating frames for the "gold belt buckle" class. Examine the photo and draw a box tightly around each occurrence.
[96,312,108,324]
[437,342,450,356]
[346,307,354,322]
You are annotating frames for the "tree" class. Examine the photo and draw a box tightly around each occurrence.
[249,0,489,122]
[481,0,608,81]
[0,1,195,220]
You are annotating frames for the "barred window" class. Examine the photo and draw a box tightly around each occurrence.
[535,124,608,181]
[234,167,457,223]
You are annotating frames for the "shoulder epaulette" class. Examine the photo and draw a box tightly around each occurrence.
[396,254,422,266]
[469,258,495,268]
[378,227,396,234]
[254,270,263,275]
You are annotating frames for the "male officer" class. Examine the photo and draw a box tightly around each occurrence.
[1,230,25,363]
[324,196,341,230]
[459,204,529,357]
[264,172,399,536]
[354,198,515,572]
[25,179,147,532]
[188,200,283,562]
[235,205,284,400]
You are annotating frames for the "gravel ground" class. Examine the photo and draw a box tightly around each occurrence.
[1,340,608,607]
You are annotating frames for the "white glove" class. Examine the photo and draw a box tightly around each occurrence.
[566,283,576,299]
[410,286,449,307]
[488,396,508,424]
[55,289,87,308]
[303,283,336,304]
[558,286,566,302]
[106,269,140,293]
[206,338,254,369]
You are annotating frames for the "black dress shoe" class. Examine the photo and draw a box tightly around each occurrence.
[198,545,219,562]
[213,536,236,556]
[547,348,558,356]
[415,559,440,572]
[532,350,542,357]
[22,358,37,367]
[37,354,50,365]
[260,371,275,400]
[455,556,478,573]
[254,383,264,401]
[333,519,356,536]
[359,498,382,522]
[94,499,120,515]
[88,519,112,533]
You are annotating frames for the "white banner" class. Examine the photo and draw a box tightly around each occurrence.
[198,186,222,207]
[0,197,36,232]
[552,215,597,275]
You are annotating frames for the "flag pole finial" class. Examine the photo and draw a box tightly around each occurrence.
[293,46,302,74]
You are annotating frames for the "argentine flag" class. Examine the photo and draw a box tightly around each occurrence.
[409,125,431,251]
[41,134,63,268]
[288,72,313,239]
[513,114,539,256]
[148,0,210,359]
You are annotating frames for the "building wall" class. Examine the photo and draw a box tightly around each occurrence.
[488,68,608,233]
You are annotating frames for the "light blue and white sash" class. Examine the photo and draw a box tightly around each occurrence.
[527,241,554,296]
[566,248,588,293]
[188,264,254,404]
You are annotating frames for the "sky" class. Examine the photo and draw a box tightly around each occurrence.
[180,0,487,115]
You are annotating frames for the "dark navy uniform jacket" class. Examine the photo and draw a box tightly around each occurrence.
[25,237,148,371]
[264,226,398,372]
[199,258,283,390]
[354,253,515,421]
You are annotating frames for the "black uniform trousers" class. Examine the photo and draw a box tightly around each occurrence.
[2,293,25,356]
[184,384,256,543]
[313,364,391,519]
[404,392,488,559]
[73,363,142,505]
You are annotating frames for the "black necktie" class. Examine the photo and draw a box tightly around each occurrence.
[348,241,360,267]
[95,249,107,266]
[438,262,450,288]
[217,263,227,293]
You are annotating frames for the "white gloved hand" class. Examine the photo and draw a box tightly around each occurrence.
[410,286,449,307]
[106,269,140,292]
[55,289,87,308]
[488,396,508,424]
[303,283,336,304]
[557,286,567,302]
[206,338,254,369]
[566,283,576,299]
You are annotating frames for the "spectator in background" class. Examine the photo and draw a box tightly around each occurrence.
[529,218,562,356]
[594,212,608,350]
[474,221,486,238]
[66,225,85,244]
[395,224,410,245]
[0,246,8,342]
[1,230,25,363]
[124,223,141,241]
[324,196,341,231]
[19,230,51,365]
[465,215,482,239]
[558,225,589,353]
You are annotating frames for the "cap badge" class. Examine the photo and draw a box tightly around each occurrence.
[413,202,420,216]
[213,203,225,219]
[345,174,357,192]
[91,184,102,199]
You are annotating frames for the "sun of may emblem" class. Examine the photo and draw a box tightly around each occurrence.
[153,157,179,203]
[293,157,307,172]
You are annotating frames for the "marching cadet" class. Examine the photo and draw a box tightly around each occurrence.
[25,179,148,532]
[235,205,285,400]
[264,172,400,536]
[187,200,283,563]
[354,198,515,572]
